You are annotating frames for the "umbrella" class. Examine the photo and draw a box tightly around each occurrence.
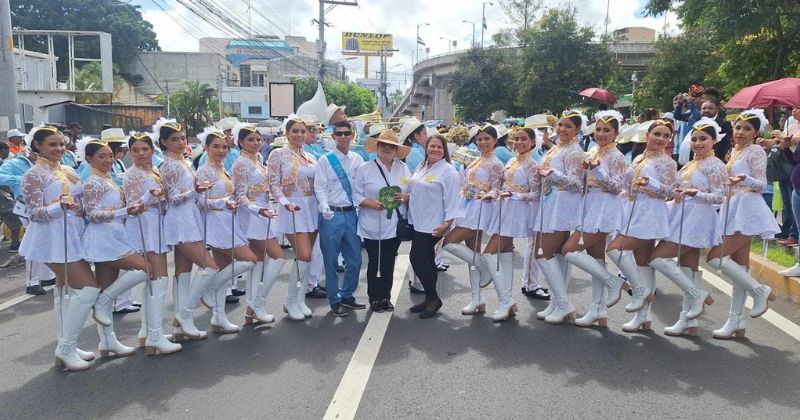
[579,87,617,103]
[725,77,800,109]
[257,119,282,127]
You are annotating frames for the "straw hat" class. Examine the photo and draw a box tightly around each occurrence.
[216,117,240,131]
[524,114,551,129]
[633,121,653,143]
[365,129,411,159]
[398,118,425,142]
[272,136,288,148]
[101,128,127,144]
[616,124,637,144]
[367,123,388,138]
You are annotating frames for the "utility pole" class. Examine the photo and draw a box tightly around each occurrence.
[379,48,399,117]
[0,0,21,132]
[317,0,358,82]
[165,81,171,117]
[604,0,611,38]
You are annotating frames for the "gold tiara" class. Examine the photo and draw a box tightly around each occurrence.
[131,133,150,140]
[597,116,619,124]
[240,126,257,133]
[653,119,673,127]
[477,124,494,133]
[740,114,761,121]
[38,126,59,134]
[163,122,182,131]
[87,140,108,147]
[288,117,306,125]
[693,123,715,131]
[562,111,582,119]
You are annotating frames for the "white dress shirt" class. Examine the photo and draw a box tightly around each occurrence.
[353,158,412,240]
[314,147,365,211]
[408,159,462,234]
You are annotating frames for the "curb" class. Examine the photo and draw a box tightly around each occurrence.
[748,253,800,304]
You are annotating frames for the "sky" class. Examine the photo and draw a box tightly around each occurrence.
[132,0,679,91]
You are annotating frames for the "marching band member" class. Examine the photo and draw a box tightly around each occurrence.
[707,109,779,339]
[20,125,97,371]
[81,141,151,357]
[442,125,504,317]
[562,110,627,327]
[267,117,318,321]
[232,123,284,325]
[604,119,678,332]
[196,127,257,334]
[123,132,181,355]
[649,118,726,336]
[482,127,540,321]
[535,111,587,324]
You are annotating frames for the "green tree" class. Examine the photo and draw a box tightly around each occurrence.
[495,0,544,45]
[294,78,377,117]
[448,48,519,121]
[634,33,722,110]
[73,62,123,104]
[158,81,219,136]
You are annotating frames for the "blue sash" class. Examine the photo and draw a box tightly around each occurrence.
[325,152,353,205]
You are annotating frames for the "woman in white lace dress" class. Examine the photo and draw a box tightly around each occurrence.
[123,133,181,355]
[267,117,318,321]
[231,124,282,325]
[649,118,726,337]
[195,127,256,334]
[604,119,678,333]
[20,126,97,371]
[562,111,627,328]
[706,109,779,339]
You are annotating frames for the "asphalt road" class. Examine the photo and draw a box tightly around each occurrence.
[0,239,799,419]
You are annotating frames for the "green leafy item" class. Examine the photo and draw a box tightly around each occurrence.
[379,186,401,219]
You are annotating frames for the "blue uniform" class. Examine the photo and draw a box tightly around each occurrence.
[494,146,513,165]
[61,151,78,168]
[0,155,33,197]
[303,143,326,160]
[405,143,425,174]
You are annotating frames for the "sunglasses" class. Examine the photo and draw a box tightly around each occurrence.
[333,131,353,137]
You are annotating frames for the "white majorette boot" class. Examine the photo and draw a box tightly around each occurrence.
[663,267,698,337]
[574,258,609,327]
[444,242,493,287]
[713,257,776,318]
[486,252,517,321]
[144,277,182,355]
[244,263,257,309]
[284,259,307,321]
[539,255,575,324]
[602,249,628,307]
[609,249,652,312]
[173,268,217,340]
[93,270,150,327]
[295,261,313,318]
[95,300,136,358]
[461,263,486,315]
[136,285,148,347]
[53,287,96,361]
[650,257,713,319]
[536,255,566,320]
[210,278,240,334]
[55,286,100,371]
[246,258,287,325]
[622,265,655,332]
[172,272,191,338]
[712,283,747,339]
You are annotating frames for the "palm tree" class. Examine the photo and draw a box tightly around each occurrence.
[159,81,220,135]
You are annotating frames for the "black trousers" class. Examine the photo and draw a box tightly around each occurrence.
[363,237,401,303]
[409,230,442,302]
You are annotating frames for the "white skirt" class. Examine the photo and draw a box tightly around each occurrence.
[664,199,721,248]
[275,195,319,234]
[455,197,494,231]
[123,208,171,253]
[487,198,534,237]
[203,209,249,249]
[620,195,670,240]
[237,197,278,240]
[580,189,623,234]
[537,189,581,233]
[719,191,779,239]
[19,214,85,263]
[164,201,204,245]
[82,220,137,263]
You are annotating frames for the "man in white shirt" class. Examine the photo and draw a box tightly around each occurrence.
[314,120,365,316]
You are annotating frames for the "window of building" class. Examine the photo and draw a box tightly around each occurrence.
[252,72,266,87]
[248,106,263,115]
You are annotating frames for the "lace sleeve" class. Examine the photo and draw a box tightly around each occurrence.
[592,151,627,195]
[487,160,504,192]
[267,150,288,206]
[22,170,61,222]
[162,161,196,205]
[643,156,678,199]
[84,178,123,223]
[518,159,541,201]
[196,166,224,211]
[741,146,767,192]
[232,160,251,208]
[694,159,727,205]
[549,147,585,190]
[123,170,146,206]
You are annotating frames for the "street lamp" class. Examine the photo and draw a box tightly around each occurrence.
[462,20,476,48]
[481,2,494,49]
[440,37,455,53]
[415,22,430,67]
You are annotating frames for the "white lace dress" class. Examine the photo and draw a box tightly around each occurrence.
[267,146,318,234]
[536,141,585,233]
[455,152,503,231]
[719,144,779,239]
[620,152,678,240]
[81,172,137,262]
[196,161,248,249]
[161,152,204,245]
[487,151,539,237]
[19,160,86,263]
[123,165,170,253]
[581,144,626,234]
[664,155,726,248]
[233,151,277,240]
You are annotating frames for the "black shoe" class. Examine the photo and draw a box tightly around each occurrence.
[336,265,345,273]
[408,281,425,295]
[40,278,56,287]
[330,303,349,317]
[318,285,327,292]
[436,263,448,272]
[9,241,20,253]
[231,288,246,297]
[112,306,140,314]
[131,301,142,308]
[25,285,46,295]
[419,299,442,319]
[382,299,394,312]
[225,295,239,304]
[370,301,385,313]
[306,286,327,299]
[341,297,366,309]
[410,301,427,313]
[522,287,550,300]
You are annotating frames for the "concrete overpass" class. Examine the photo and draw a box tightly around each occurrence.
[392,42,655,124]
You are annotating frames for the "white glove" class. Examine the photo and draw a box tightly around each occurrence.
[322,205,334,220]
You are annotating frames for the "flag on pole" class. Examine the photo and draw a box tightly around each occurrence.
[417,36,425,46]
[482,16,487,30]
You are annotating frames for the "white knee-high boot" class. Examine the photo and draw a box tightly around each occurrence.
[93,270,150,326]
[174,268,217,340]
[536,255,566,319]
[209,261,255,333]
[713,257,775,318]
[713,282,748,339]
[622,265,655,332]
[574,258,609,327]
[53,287,96,361]
[246,258,287,324]
[538,256,575,323]
[607,249,652,312]
[461,266,485,315]
[650,258,713,319]
[566,250,620,309]
[95,305,136,358]
[486,252,516,321]
[284,260,310,321]
[144,277,182,355]
[444,242,492,287]
[295,261,312,317]
[137,284,148,347]
[55,287,100,371]
[664,267,700,337]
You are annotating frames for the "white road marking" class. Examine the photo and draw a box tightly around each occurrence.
[323,257,408,420]
[701,268,800,342]
[0,286,53,312]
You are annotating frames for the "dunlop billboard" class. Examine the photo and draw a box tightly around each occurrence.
[341,32,393,56]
